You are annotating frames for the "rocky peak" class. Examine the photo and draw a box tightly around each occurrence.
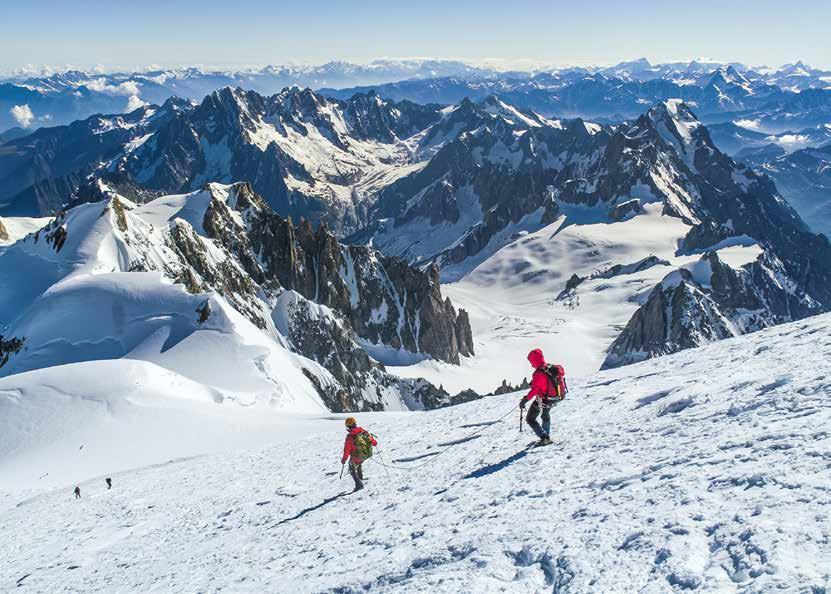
[194,182,474,365]
[603,248,822,369]
[275,86,326,115]
[194,86,263,138]
[707,65,753,92]
[644,100,704,161]
[340,92,442,143]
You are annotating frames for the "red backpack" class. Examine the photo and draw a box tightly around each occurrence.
[542,364,567,400]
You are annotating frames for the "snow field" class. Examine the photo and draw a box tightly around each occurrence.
[2,314,829,592]
[392,203,761,394]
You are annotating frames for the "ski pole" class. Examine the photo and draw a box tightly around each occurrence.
[339,463,345,480]
[519,405,523,433]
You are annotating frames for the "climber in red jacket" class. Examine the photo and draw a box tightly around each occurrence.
[519,349,566,446]
[341,417,377,492]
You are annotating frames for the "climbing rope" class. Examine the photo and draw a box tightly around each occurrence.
[366,402,520,471]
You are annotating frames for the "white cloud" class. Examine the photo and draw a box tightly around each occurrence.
[734,118,762,130]
[86,78,141,96]
[125,94,148,112]
[10,104,35,128]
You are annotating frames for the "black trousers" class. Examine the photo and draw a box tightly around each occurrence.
[349,460,364,489]
[526,400,551,439]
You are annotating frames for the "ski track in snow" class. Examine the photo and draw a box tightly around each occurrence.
[1,315,830,592]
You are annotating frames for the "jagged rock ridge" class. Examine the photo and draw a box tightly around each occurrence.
[0,88,443,235]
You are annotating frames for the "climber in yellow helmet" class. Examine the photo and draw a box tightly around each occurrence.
[341,417,377,492]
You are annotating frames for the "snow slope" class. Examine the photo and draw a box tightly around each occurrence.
[0,216,51,246]
[0,359,327,491]
[2,313,828,592]
[0,192,335,429]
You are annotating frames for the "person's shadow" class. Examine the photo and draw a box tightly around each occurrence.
[274,491,351,526]
[462,450,531,480]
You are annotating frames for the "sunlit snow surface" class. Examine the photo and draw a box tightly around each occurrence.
[392,204,762,394]
[1,313,829,592]
[0,216,51,246]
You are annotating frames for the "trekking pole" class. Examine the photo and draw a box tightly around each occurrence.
[376,449,391,481]
[339,463,345,480]
[519,406,523,433]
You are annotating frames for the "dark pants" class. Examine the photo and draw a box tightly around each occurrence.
[526,400,551,440]
[349,460,364,490]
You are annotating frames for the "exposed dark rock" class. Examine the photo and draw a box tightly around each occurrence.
[167,218,266,328]
[603,250,821,368]
[490,377,530,395]
[176,267,203,295]
[597,255,671,279]
[99,195,130,232]
[679,222,735,253]
[0,335,24,368]
[608,198,643,221]
[196,300,211,324]
[556,273,586,301]
[33,212,69,252]
[602,271,733,368]
[200,183,474,364]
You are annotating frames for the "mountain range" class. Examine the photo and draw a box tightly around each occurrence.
[1,83,830,394]
[3,58,830,135]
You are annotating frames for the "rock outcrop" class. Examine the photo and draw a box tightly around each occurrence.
[195,182,474,365]
[608,198,643,221]
[602,251,821,368]
[163,182,475,410]
[0,335,24,368]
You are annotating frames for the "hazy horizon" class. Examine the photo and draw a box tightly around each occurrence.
[2,55,828,78]
[4,0,829,74]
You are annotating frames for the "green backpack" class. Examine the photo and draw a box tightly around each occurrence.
[353,430,374,460]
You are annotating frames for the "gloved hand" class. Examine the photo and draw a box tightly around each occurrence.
[519,399,526,409]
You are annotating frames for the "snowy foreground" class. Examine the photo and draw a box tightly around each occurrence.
[2,315,831,592]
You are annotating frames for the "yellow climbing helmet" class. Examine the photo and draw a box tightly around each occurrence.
[345,417,357,428]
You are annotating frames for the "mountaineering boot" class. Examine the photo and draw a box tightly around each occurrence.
[353,484,364,493]
[537,437,553,447]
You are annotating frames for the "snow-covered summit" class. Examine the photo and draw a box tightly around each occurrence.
[646,99,706,166]
[707,65,755,95]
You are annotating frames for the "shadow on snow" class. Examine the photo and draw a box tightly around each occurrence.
[274,491,351,526]
[462,449,531,480]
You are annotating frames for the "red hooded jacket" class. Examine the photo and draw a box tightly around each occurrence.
[521,349,564,404]
[342,427,377,464]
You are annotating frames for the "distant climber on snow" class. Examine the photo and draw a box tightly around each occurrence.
[106,478,112,489]
[74,486,81,499]
[520,349,567,446]
[341,417,377,492]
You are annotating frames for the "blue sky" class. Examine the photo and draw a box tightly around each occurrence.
[3,0,828,72]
